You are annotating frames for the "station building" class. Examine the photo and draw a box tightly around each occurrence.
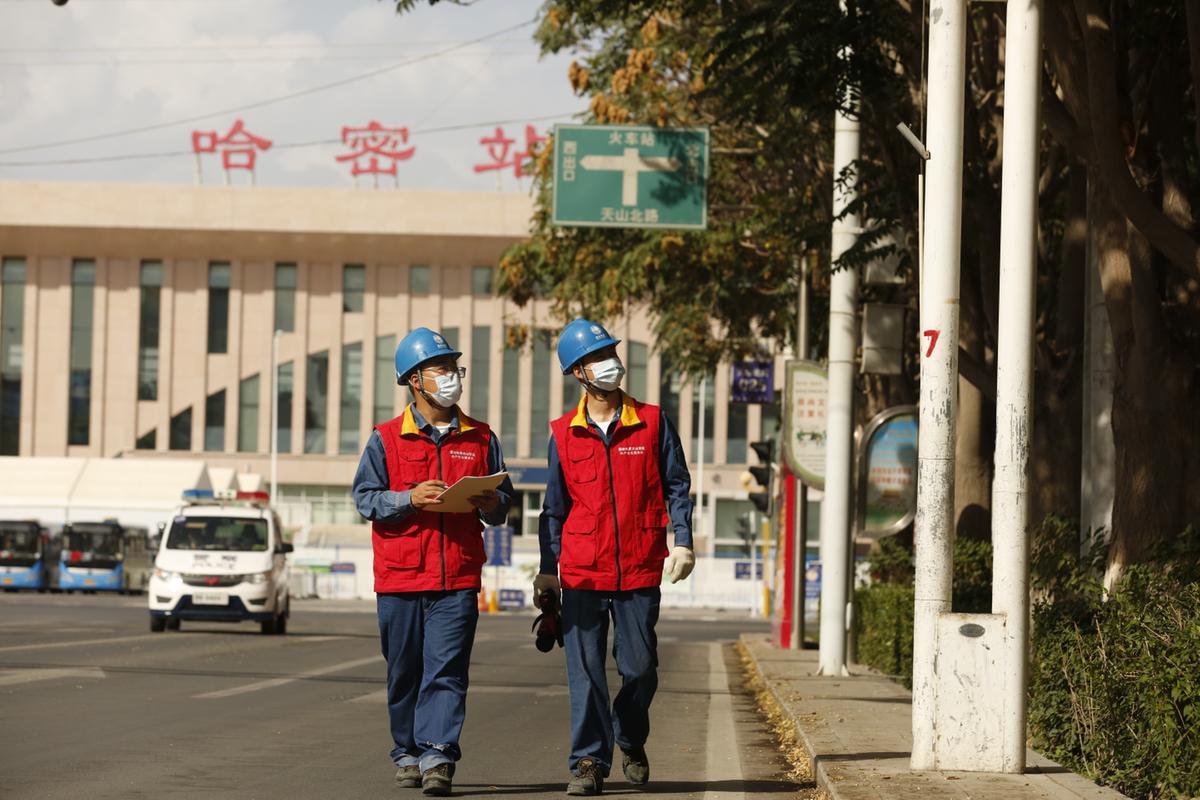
[0,181,791,556]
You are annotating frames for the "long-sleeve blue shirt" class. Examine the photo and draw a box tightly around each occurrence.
[538,404,692,575]
[351,406,513,527]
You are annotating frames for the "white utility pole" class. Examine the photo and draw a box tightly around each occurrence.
[696,375,706,552]
[911,0,968,770]
[818,50,860,677]
[990,0,1043,774]
[792,252,810,651]
[269,329,281,507]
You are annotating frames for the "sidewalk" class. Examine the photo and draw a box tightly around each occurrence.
[739,634,1128,800]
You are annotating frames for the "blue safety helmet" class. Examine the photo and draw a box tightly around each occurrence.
[556,318,621,374]
[394,327,462,383]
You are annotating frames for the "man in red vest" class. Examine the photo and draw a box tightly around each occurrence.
[352,327,513,797]
[534,318,695,796]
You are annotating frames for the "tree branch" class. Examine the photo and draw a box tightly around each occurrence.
[1073,0,1200,282]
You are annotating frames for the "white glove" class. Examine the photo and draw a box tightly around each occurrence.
[664,546,695,584]
[532,573,561,607]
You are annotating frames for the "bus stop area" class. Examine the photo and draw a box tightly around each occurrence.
[739,635,1128,800]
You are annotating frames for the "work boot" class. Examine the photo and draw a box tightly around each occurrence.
[567,758,604,796]
[421,763,454,797]
[394,764,421,788]
[621,746,650,785]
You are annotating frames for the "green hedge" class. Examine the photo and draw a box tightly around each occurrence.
[853,522,1200,800]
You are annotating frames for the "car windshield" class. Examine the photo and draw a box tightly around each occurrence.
[64,527,122,558]
[166,517,269,552]
[0,526,40,559]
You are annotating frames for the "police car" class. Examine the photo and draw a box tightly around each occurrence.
[148,490,293,634]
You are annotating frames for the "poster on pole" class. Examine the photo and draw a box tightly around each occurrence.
[783,361,828,490]
[731,360,773,404]
[857,406,918,539]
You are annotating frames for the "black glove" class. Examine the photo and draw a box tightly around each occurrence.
[531,589,564,652]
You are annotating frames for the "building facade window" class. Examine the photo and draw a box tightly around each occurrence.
[627,341,647,400]
[500,334,520,455]
[276,361,293,454]
[374,335,396,424]
[137,261,162,401]
[169,407,192,451]
[469,325,490,419]
[238,374,260,453]
[659,355,682,430]
[0,258,26,455]
[409,264,431,295]
[68,259,96,446]
[207,262,231,354]
[205,389,225,451]
[727,401,748,463]
[305,350,329,453]
[471,266,494,296]
[693,375,715,463]
[274,263,296,333]
[562,371,579,414]
[339,342,363,454]
[343,264,365,313]
[761,390,781,439]
[135,430,156,450]
[529,332,551,447]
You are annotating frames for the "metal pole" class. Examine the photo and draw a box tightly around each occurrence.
[696,376,706,553]
[1081,175,1114,556]
[991,0,1042,773]
[912,0,967,770]
[818,39,860,678]
[792,252,810,650]
[270,329,280,507]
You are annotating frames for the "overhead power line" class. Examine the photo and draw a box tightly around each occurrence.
[0,18,535,157]
[0,112,580,168]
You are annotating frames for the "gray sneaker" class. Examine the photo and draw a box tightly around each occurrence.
[567,758,604,796]
[621,746,650,785]
[421,763,454,797]
[395,765,421,788]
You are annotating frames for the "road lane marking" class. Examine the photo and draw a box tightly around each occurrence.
[0,634,161,654]
[349,682,569,705]
[194,655,381,699]
[288,636,347,643]
[0,667,105,686]
[703,642,747,800]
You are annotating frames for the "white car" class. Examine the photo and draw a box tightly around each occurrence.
[148,491,293,635]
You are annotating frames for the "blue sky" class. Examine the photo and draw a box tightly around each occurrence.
[0,0,586,190]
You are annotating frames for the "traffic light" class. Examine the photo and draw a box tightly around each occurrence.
[747,439,776,515]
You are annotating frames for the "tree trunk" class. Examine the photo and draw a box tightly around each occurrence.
[1092,181,1198,589]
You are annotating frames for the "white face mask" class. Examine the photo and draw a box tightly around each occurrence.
[584,357,625,392]
[420,370,463,408]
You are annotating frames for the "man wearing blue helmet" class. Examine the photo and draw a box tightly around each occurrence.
[352,326,513,797]
[535,318,695,795]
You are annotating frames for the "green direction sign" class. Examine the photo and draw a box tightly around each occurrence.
[551,124,709,230]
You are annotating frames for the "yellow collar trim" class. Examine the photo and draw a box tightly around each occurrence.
[569,393,642,430]
[399,404,476,436]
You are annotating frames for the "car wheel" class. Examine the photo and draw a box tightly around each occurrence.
[275,614,287,635]
[166,617,181,631]
[150,616,166,632]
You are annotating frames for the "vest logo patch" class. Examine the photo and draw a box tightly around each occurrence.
[616,445,646,456]
[448,450,476,461]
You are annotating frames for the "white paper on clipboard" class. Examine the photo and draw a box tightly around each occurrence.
[424,472,508,514]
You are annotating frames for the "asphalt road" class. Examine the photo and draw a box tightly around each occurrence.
[0,593,806,800]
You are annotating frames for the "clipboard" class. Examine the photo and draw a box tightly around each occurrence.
[424,472,508,514]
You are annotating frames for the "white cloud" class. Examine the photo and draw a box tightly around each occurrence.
[0,0,585,190]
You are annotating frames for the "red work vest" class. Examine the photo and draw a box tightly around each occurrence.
[371,405,492,593]
[550,394,670,591]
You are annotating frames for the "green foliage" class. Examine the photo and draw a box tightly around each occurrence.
[1030,526,1200,800]
[857,522,1200,799]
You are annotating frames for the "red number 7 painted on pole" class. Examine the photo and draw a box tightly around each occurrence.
[923,329,940,357]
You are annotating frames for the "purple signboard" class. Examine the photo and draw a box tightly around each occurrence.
[731,361,774,404]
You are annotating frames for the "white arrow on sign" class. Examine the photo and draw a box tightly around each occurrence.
[580,147,681,206]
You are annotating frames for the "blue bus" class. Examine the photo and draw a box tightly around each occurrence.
[56,521,152,594]
[0,521,50,591]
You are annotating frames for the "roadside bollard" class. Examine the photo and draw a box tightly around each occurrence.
[487,590,499,613]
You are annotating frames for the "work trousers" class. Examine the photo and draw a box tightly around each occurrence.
[377,589,479,772]
[562,586,661,777]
